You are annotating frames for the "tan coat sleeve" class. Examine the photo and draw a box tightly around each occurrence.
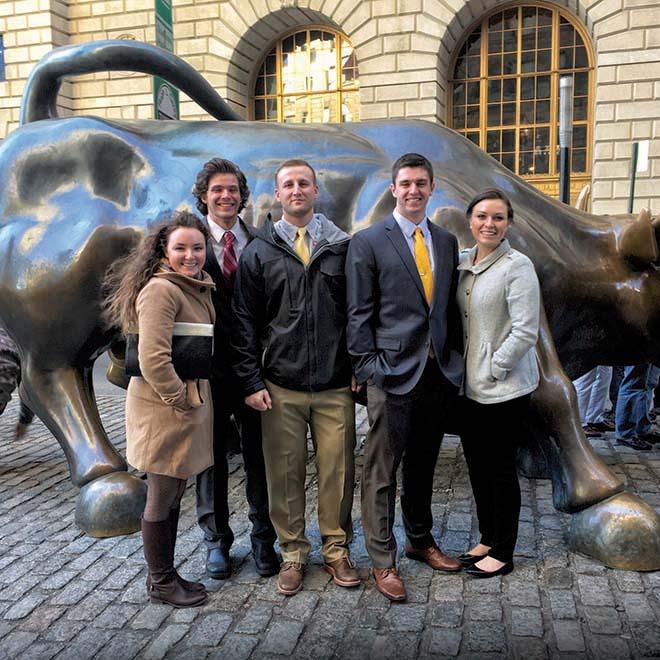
[135,280,190,410]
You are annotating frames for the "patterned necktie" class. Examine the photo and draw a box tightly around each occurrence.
[294,227,310,265]
[413,227,434,305]
[222,231,238,280]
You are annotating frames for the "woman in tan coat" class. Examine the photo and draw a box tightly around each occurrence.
[105,211,215,607]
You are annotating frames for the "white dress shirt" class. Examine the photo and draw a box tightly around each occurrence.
[393,209,435,272]
[207,216,249,265]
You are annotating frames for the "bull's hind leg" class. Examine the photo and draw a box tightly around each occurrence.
[20,356,146,537]
[531,308,660,570]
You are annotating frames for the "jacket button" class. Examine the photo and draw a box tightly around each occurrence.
[465,289,470,295]
[464,312,468,317]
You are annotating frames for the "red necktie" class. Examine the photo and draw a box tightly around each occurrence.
[222,231,237,280]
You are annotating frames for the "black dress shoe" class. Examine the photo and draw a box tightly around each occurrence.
[252,543,280,577]
[457,552,487,567]
[206,547,231,579]
[616,436,652,451]
[466,561,514,578]
[640,430,660,444]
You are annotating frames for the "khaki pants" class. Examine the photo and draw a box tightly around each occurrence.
[261,380,355,564]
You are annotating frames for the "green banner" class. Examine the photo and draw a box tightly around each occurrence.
[153,0,178,119]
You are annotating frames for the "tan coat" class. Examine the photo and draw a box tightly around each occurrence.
[126,269,216,479]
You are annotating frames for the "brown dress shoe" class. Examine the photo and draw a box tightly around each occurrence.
[404,544,461,572]
[373,567,407,601]
[277,561,304,596]
[324,557,360,587]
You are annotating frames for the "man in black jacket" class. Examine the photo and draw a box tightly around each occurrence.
[192,158,278,579]
[232,159,359,596]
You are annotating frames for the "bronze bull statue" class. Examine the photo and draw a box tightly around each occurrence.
[1,40,658,570]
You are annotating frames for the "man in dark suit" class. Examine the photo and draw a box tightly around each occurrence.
[345,152,463,601]
[192,158,278,579]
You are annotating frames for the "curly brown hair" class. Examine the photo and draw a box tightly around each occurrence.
[191,158,250,216]
[103,211,209,333]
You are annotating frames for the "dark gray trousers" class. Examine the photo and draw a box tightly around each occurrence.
[361,359,454,568]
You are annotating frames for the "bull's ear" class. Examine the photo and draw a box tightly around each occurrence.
[619,208,658,265]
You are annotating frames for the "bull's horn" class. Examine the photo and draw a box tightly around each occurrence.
[619,208,658,264]
[575,184,591,211]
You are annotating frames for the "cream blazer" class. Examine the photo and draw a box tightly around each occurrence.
[456,239,540,404]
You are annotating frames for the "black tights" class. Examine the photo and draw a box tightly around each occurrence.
[143,473,187,522]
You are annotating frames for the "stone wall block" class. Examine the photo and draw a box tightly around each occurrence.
[358,54,397,74]
[377,14,416,34]
[375,82,418,101]
[350,20,378,46]
[593,160,630,179]
[91,1,124,15]
[397,51,437,70]
[371,0,397,17]
[410,30,441,53]
[356,37,383,59]
[596,82,632,102]
[599,29,644,52]
[587,0,623,23]
[646,28,660,47]
[101,12,149,30]
[617,99,660,120]
[633,81,654,99]
[629,7,660,27]
[342,3,371,35]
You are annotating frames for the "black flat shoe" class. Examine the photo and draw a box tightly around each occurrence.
[465,561,514,578]
[457,552,487,567]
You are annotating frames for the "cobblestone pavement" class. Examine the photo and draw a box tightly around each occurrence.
[0,393,659,660]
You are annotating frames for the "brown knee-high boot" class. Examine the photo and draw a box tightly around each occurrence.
[169,508,205,593]
[142,519,207,608]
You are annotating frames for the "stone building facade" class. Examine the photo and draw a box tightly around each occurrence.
[0,0,658,214]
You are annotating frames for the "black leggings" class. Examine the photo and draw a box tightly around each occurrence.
[143,473,187,522]
[459,394,531,563]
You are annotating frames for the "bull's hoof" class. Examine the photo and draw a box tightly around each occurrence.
[568,491,660,571]
[75,471,147,537]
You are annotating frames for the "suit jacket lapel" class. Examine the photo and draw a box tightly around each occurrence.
[200,217,223,283]
[385,215,428,307]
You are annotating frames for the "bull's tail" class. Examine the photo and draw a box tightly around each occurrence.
[20,39,241,125]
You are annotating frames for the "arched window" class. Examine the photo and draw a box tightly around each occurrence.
[253,28,359,123]
[449,4,593,199]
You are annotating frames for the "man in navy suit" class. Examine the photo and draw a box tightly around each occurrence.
[346,153,464,601]
[192,158,278,579]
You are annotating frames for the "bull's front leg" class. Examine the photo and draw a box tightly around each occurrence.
[531,308,660,570]
[20,355,146,537]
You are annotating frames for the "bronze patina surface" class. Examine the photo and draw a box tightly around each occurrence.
[0,40,657,568]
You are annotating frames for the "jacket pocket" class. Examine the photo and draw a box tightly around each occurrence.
[375,331,401,351]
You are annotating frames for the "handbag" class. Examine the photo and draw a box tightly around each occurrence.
[125,322,214,380]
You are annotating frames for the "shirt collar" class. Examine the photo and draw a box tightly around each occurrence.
[393,209,430,239]
[207,216,245,244]
[277,214,323,243]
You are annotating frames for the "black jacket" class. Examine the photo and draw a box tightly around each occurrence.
[200,217,255,388]
[232,216,352,395]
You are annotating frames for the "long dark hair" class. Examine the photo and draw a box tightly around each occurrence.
[103,211,209,333]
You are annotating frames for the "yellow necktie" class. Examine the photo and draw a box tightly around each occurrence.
[294,227,310,265]
[413,227,433,305]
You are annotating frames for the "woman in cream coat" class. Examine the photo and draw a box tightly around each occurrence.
[456,189,540,578]
[105,211,215,607]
